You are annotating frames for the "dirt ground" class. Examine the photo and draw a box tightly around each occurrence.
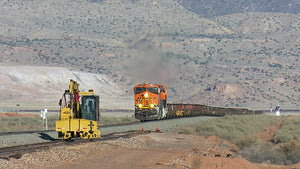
[54,133,239,169]
[2,121,300,169]
[48,132,300,169]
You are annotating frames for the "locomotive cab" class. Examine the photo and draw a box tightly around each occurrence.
[134,83,167,121]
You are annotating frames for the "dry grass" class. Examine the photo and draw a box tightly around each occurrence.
[195,114,280,145]
[238,139,300,165]
[274,116,300,143]
[0,116,138,132]
[0,116,58,132]
[238,141,286,164]
[194,114,300,165]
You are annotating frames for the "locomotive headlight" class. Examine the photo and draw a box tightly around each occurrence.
[144,92,148,98]
[150,104,154,108]
[138,104,142,108]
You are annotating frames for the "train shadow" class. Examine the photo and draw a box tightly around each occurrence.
[38,133,58,141]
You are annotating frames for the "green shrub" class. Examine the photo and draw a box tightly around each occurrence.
[195,115,300,165]
[274,117,300,143]
[238,141,286,164]
[279,140,300,164]
[235,135,258,148]
[195,114,279,145]
[239,140,300,165]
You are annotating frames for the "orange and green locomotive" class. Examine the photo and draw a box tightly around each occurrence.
[134,83,167,121]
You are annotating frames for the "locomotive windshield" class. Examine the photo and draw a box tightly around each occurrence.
[135,87,146,94]
[148,87,158,94]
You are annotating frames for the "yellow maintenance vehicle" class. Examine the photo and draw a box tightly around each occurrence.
[56,79,101,140]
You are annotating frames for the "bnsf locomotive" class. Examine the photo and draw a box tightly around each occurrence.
[134,83,167,121]
[134,83,262,121]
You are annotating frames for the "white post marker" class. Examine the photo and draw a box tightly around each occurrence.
[40,109,48,130]
[275,105,280,116]
[40,110,44,130]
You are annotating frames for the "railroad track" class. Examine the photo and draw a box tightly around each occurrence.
[0,121,141,137]
[0,130,56,137]
[0,130,152,161]
[0,115,216,156]
[0,140,62,160]
[0,116,205,137]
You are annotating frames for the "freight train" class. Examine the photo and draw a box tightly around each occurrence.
[134,83,261,121]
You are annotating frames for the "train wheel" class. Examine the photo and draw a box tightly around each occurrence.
[58,131,63,138]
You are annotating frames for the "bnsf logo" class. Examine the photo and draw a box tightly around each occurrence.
[136,97,157,101]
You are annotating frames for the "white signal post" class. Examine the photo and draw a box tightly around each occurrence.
[40,109,48,130]
[275,105,280,116]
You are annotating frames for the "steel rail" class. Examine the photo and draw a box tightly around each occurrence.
[0,130,153,160]
[0,121,141,136]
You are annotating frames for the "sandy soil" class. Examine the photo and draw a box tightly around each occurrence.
[48,133,300,169]
[51,121,300,169]
[50,133,241,169]
[2,120,300,169]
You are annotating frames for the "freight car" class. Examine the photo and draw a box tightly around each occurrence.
[134,83,262,121]
[166,103,259,118]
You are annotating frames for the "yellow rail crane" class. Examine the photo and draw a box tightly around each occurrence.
[56,79,101,140]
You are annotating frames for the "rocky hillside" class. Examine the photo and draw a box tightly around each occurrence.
[176,0,300,17]
[0,0,299,110]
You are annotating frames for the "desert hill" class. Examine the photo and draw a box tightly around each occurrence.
[0,65,131,110]
[0,0,299,110]
[176,0,300,17]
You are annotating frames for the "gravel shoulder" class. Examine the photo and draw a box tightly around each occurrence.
[0,116,215,148]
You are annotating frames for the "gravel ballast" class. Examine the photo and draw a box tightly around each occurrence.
[0,116,216,148]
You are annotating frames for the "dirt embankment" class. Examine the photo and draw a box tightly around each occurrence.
[1,133,299,169]
[2,120,300,169]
